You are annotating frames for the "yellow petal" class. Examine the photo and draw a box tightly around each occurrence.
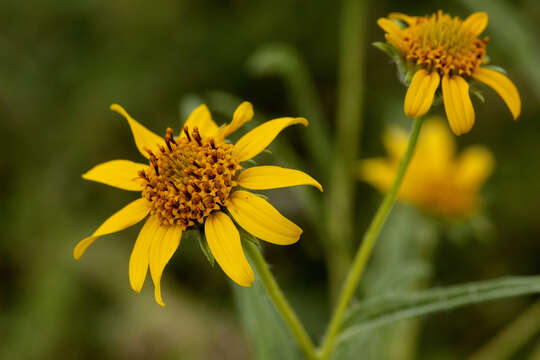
[404,69,440,118]
[110,104,165,159]
[383,126,408,161]
[472,67,521,120]
[205,212,254,287]
[418,118,456,172]
[462,12,488,36]
[217,101,254,141]
[377,18,402,37]
[232,117,308,162]
[226,190,302,245]
[82,160,148,191]
[236,166,323,192]
[181,104,219,138]
[455,146,494,189]
[149,225,182,306]
[357,159,395,192]
[388,12,417,25]
[442,75,475,135]
[73,198,150,260]
[129,215,161,293]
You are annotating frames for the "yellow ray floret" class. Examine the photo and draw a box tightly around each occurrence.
[377,10,521,135]
[75,101,321,306]
[82,160,148,191]
[226,190,303,245]
[205,211,255,287]
[237,166,323,192]
[358,118,493,218]
[73,198,150,260]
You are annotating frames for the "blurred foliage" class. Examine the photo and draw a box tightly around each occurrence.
[1,0,540,359]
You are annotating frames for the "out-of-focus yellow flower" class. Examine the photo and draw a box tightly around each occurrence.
[358,119,494,219]
[378,10,521,135]
[74,102,322,306]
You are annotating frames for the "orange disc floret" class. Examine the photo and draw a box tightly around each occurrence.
[384,10,488,77]
[140,126,241,228]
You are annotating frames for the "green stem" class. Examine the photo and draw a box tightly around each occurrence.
[318,116,425,359]
[245,241,318,360]
[326,0,368,305]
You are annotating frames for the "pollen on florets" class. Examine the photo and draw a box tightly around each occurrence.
[388,11,488,77]
[139,127,241,229]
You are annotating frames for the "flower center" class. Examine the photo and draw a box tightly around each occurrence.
[139,127,241,228]
[393,11,488,76]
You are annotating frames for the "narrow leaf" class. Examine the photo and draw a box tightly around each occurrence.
[338,276,540,345]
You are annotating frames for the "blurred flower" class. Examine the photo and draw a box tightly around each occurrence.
[377,10,521,135]
[74,102,322,306]
[358,118,494,219]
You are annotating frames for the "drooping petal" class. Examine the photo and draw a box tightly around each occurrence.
[462,12,488,36]
[149,225,182,306]
[217,101,254,141]
[377,18,402,37]
[404,69,440,118]
[226,190,302,245]
[205,212,254,287]
[472,67,521,120]
[180,104,219,138]
[442,75,475,135]
[388,12,417,25]
[455,146,494,189]
[73,198,150,260]
[82,160,149,191]
[129,215,161,293]
[110,104,165,159]
[232,117,308,162]
[236,166,322,192]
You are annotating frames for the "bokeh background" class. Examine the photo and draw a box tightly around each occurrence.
[2,0,540,359]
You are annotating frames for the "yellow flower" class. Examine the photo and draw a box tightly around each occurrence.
[358,118,494,219]
[378,11,521,135]
[74,102,322,306]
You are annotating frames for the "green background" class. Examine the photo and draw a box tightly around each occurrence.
[1,0,540,359]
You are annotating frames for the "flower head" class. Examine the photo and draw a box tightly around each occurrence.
[358,118,493,219]
[75,102,322,306]
[378,11,521,135]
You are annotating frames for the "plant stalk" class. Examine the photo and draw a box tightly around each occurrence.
[325,0,368,302]
[245,241,318,360]
[318,116,425,359]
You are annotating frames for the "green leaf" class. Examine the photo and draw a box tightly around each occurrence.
[191,229,214,267]
[372,42,401,61]
[232,263,301,360]
[483,65,508,75]
[337,276,540,346]
[470,87,486,103]
[372,42,413,85]
[239,227,261,248]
